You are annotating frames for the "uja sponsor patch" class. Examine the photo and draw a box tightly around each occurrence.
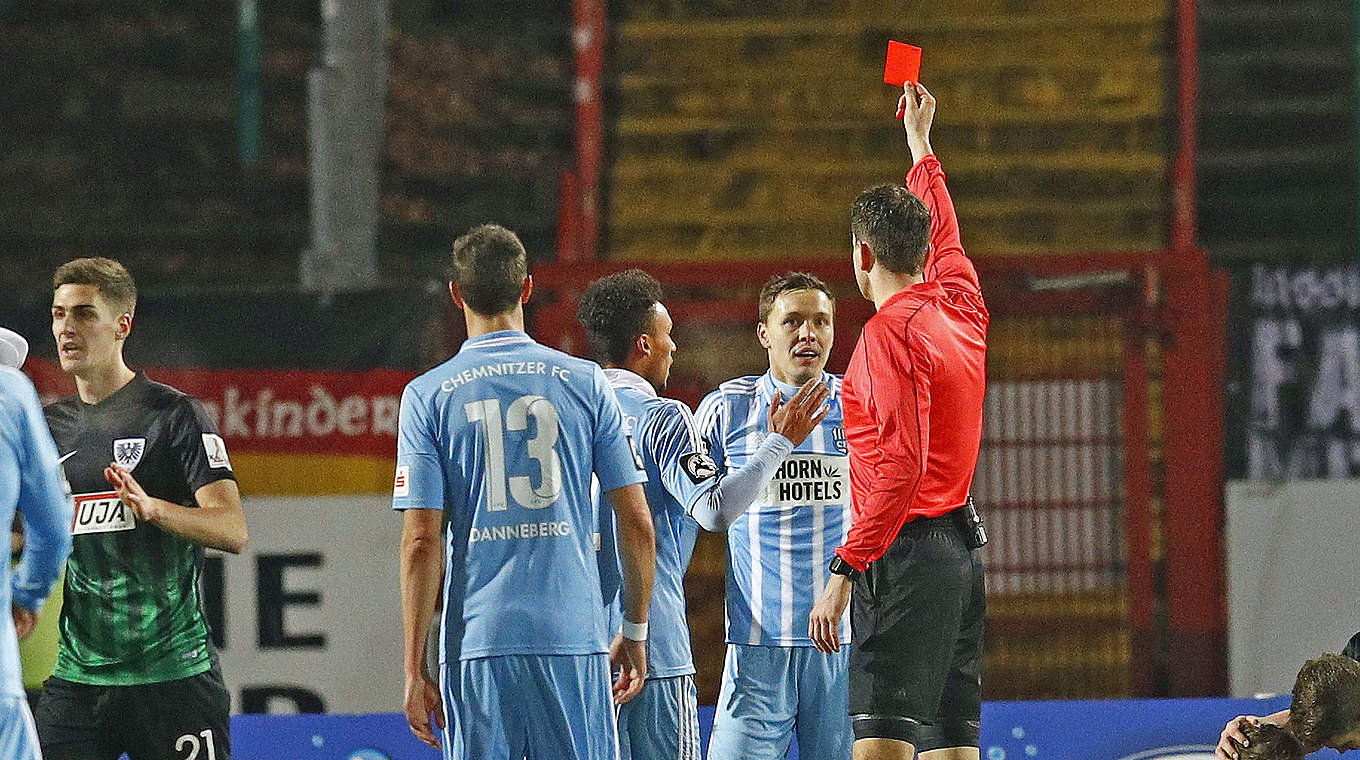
[71,491,136,535]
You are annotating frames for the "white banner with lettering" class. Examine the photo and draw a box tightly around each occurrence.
[212,494,407,714]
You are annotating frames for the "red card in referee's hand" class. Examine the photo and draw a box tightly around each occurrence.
[883,41,922,86]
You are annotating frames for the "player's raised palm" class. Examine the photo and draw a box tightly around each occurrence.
[104,462,161,523]
[767,379,831,447]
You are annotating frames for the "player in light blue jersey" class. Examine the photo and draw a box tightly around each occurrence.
[579,270,833,760]
[0,364,75,759]
[394,225,656,760]
[695,272,854,760]
[578,270,704,760]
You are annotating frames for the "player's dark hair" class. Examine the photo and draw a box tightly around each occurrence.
[576,269,663,366]
[1291,653,1360,747]
[758,272,835,325]
[850,184,932,276]
[53,257,138,316]
[1236,722,1306,760]
[449,224,528,316]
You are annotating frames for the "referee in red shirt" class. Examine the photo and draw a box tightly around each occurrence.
[810,82,989,760]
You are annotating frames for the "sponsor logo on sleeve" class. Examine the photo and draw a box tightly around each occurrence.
[71,491,136,535]
[679,452,719,484]
[202,433,232,469]
[112,438,146,470]
[393,465,410,498]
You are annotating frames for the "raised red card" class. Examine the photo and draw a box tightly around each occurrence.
[883,41,922,86]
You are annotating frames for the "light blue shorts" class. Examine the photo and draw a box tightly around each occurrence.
[617,674,700,760]
[0,696,40,760]
[440,654,617,760]
[707,644,852,760]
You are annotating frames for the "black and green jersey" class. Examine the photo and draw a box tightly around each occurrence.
[44,371,235,686]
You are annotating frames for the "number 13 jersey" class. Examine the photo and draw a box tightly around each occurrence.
[393,330,646,663]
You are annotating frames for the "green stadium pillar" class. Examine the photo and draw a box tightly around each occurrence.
[236,0,262,166]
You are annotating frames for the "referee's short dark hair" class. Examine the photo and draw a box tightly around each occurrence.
[53,258,138,316]
[577,269,663,366]
[1290,653,1360,747]
[449,224,528,316]
[850,184,932,276]
[758,272,834,325]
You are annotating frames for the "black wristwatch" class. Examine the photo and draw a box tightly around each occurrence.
[828,554,861,582]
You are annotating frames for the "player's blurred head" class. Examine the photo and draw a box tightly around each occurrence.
[51,257,138,376]
[0,327,29,369]
[1291,653,1360,750]
[849,184,931,297]
[577,269,674,391]
[757,272,834,387]
[1235,722,1306,760]
[449,224,530,317]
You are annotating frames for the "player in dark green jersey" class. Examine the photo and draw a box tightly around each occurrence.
[37,258,248,760]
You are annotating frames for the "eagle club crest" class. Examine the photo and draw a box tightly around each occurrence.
[112,438,146,470]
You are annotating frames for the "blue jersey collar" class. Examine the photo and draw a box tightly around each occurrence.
[759,370,838,403]
[457,330,534,354]
[603,367,657,398]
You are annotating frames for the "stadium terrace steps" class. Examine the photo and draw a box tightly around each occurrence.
[617,0,1165,20]
[0,3,314,292]
[603,4,1171,262]
[0,2,573,293]
[1196,0,1356,263]
[380,17,573,280]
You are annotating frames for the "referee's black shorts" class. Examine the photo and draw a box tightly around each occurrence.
[848,510,985,751]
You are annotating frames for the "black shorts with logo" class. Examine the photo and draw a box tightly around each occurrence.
[848,511,986,751]
[36,665,231,760]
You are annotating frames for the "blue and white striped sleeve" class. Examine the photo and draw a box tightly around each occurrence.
[693,390,727,472]
[688,388,793,532]
[646,401,720,512]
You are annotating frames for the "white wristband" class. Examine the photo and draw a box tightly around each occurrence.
[621,619,648,642]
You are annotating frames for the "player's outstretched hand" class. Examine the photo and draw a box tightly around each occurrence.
[1216,715,1257,760]
[104,463,162,523]
[809,573,852,654]
[767,379,831,447]
[404,673,445,749]
[610,633,648,705]
[12,604,36,640]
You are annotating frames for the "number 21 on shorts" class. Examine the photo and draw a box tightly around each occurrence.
[175,729,217,760]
